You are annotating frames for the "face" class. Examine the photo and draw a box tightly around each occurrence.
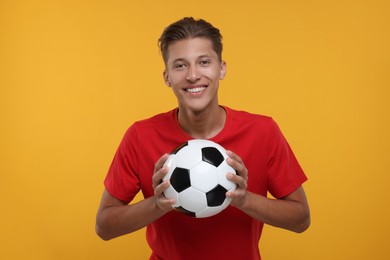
[163,38,226,113]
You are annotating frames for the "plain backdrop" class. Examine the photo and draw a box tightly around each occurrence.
[1,0,389,259]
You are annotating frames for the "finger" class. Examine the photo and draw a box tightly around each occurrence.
[226,188,242,199]
[226,157,245,175]
[154,178,170,195]
[154,153,169,173]
[152,166,169,188]
[226,150,243,164]
[227,172,247,189]
[225,189,235,198]
[158,197,176,211]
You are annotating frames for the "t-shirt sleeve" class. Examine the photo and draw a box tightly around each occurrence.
[104,124,141,202]
[266,119,307,198]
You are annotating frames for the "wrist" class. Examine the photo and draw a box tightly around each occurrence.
[153,195,174,215]
[237,191,251,210]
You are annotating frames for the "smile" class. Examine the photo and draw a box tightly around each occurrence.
[185,86,207,93]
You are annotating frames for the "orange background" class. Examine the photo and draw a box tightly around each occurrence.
[1,0,389,259]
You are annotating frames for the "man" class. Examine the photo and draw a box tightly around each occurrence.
[96,17,310,260]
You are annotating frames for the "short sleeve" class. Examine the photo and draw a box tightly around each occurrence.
[266,120,307,198]
[104,124,141,202]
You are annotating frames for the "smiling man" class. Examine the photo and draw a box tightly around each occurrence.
[96,17,310,260]
[163,37,226,138]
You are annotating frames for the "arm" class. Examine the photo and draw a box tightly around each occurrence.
[226,151,310,233]
[95,154,175,240]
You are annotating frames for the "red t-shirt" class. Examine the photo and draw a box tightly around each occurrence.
[104,107,307,260]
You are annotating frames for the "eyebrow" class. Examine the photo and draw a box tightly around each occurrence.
[171,55,213,64]
[171,58,186,64]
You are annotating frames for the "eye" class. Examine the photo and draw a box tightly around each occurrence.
[199,59,211,66]
[173,63,186,70]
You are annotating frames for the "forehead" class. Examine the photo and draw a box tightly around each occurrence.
[166,38,217,63]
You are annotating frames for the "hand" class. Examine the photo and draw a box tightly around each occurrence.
[152,153,175,212]
[225,150,249,208]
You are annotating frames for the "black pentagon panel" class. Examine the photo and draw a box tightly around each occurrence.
[175,206,196,217]
[170,167,191,192]
[201,147,224,167]
[170,142,188,155]
[206,185,227,207]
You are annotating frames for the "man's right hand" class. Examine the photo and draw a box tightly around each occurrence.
[152,153,176,212]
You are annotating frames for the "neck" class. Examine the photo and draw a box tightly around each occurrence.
[177,106,226,139]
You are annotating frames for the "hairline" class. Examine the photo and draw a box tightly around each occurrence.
[163,36,221,65]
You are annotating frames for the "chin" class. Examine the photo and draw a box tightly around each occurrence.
[186,102,216,115]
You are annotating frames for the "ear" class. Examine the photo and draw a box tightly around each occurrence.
[219,61,227,80]
[163,70,171,87]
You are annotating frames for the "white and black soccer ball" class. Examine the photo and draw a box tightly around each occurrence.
[162,139,237,218]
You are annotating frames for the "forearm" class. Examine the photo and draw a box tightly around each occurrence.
[96,196,166,240]
[238,191,310,233]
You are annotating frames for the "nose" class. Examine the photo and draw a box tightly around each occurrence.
[185,66,200,82]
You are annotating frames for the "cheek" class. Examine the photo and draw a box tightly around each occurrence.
[167,72,184,86]
[168,76,179,86]
[168,79,181,93]
[171,86,181,97]
[167,77,182,96]
[202,67,223,80]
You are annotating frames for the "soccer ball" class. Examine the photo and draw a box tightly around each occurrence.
[162,139,237,218]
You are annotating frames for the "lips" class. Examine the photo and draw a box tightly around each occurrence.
[185,87,206,93]
[184,85,208,94]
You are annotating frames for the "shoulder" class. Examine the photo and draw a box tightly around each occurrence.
[135,109,175,126]
[222,106,285,144]
[129,109,176,131]
[225,106,277,130]
[122,109,176,140]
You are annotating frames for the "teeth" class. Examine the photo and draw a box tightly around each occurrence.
[186,87,206,93]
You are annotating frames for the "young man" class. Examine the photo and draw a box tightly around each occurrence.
[96,17,310,260]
